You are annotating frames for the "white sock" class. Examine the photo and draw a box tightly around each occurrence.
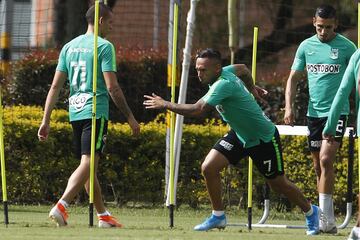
[97,210,111,217]
[58,199,69,209]
[352,226,360,237]
[305,206,313,216]
[328,197,335,222]
[319,193,334,222]
[212,210,225,217]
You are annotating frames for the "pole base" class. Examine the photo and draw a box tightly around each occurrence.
[168,204,174,228]
[89,203,94,227]
[248,207,252,230]
[3,201,8,226]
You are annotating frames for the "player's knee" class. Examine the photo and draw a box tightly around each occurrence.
[320,155,333,169]
[201,162,216,177]
[84,183,89,193]
[201,162,210,176]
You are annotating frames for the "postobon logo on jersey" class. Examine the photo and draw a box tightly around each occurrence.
[306,64,340,73]
[69,93,92,112]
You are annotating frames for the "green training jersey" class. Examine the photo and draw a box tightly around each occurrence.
[324,49,360,136]
[202,66,275,148]
[56,34,117,121]
[291,33,356,117]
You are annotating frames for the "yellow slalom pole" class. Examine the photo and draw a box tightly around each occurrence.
[89,0,100,227]
[228,0,238,65]
[251,27,258,83]
[0,5,10,225]
[247,26,258,231]
[358,1,360,48]
[0,85,8,226]
[356,1,360,204]
[169,1,179,228]
[0,32,10,76]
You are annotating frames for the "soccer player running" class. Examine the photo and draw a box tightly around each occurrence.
[37,3,140,227]
[284,4,356,233]
[322,48,360,240]
[144,48,320,235]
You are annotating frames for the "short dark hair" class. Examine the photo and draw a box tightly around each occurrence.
[315,4,336,19]
[196,48,222,62]
[86,3,112,25]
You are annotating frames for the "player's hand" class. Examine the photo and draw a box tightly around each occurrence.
[143,93,167,110]
[128,116,140,136]
[255,85,268,98]
[283,107,295,126]
[252,85,268,105]
[322,133,334,143]
[38,123,50,141]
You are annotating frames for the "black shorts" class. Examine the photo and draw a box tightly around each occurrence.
[71,117,108,159]
[213,128,284,179]
[307,115,347,152]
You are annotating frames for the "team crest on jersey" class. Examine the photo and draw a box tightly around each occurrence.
[330,48,338,59]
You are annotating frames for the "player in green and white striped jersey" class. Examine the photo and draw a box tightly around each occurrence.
[38,3,140,228]
[284,4,356,234]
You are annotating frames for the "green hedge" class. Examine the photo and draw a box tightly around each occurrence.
[0,106,357,214]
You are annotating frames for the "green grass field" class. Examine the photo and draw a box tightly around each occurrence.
[0,205,355,239]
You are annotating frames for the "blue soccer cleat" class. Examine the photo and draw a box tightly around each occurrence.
[194,214,227,231]
[305,205,320,235]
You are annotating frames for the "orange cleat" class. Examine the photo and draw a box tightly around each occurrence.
[98,215,123,228]
[49,202,68,227]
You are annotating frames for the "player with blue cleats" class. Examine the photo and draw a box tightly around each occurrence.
[194,214,226,231]
[145,48,321,236]
[305,205,320,235]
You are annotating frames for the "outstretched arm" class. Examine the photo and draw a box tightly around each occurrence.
[144,93,213,117]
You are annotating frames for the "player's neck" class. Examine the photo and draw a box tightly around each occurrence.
[85,25,102,37]
[214,71,222,82]
[210,74,221,85]
[318,32,337,43]
[85,25,94,35]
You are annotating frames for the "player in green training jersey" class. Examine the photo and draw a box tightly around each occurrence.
[284,4,356,233]
[38,3,140,228]
[144,48,320,235]
[323,49,360,240]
